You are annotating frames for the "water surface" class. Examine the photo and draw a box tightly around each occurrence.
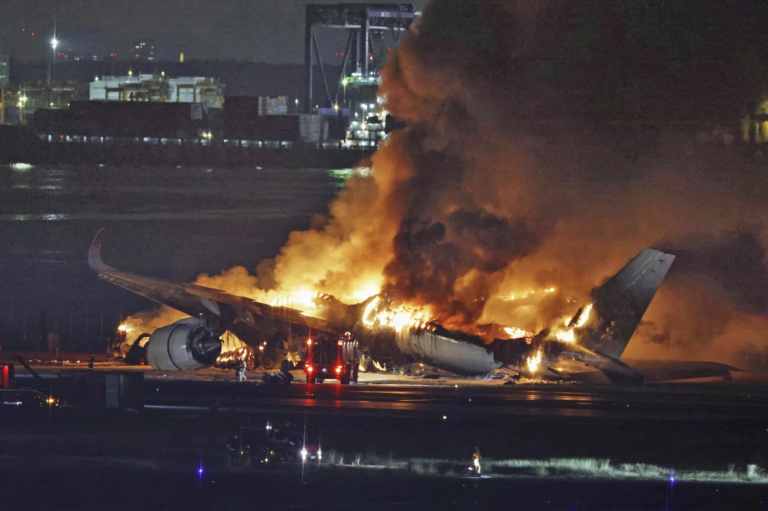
[0,164,347,350]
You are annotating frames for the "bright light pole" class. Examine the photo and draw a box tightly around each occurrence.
[47,37,58,88]
[47,0,58,88]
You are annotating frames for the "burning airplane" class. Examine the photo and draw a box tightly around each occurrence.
[90,230,736,383]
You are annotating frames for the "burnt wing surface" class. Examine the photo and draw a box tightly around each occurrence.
[88,229,328,332]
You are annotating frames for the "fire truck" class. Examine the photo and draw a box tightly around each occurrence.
[304,334,359,384]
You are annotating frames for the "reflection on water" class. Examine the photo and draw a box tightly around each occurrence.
[2,164,349,202]
[0,164,352,221]
[0,163,348,351]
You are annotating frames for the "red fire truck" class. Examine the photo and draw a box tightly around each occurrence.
[304,334,359,385]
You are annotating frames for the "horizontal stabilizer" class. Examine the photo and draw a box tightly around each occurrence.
[625,359,740,383]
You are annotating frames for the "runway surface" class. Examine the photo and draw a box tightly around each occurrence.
[16,362,768,423]
[5,364,768,510]
[144,375,768,423]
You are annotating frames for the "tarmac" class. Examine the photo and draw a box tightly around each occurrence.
[3,355,768,510]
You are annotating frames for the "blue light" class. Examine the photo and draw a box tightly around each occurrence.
[198,468,203,474]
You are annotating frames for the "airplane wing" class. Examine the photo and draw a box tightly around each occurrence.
[623,359,740,383]
[88,229,329,331]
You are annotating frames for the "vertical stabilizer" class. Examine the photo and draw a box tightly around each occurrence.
[581,248,675,359]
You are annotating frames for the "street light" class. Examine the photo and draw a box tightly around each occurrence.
[48,37,59,87]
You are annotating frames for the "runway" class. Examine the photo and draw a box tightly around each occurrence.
[5,363,768,510]
[16,362,768,423]
[144,375,768,423]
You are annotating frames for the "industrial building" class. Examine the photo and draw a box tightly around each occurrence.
[304,3,417,147]
[31,98,330,147]
[89,74,225,109]
[33,100,211,140]
[133,40,156,62]
[225,96,328,145]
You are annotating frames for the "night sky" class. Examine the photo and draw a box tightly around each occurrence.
[0,0,427,63]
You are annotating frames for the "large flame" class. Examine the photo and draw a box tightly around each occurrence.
[125,0,768,367]
[504,326,533,338]
[508,288,556,301]
[362,296,433,331]
[527,349,542,374]
[552,304,593,344]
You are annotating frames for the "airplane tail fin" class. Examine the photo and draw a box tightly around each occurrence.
[580,248,675,359]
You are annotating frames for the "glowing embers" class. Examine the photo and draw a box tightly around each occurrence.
[362,296,433,331]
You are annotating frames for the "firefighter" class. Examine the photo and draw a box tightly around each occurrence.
[88,354,95,369]
[235,357,247,382]
[472,447,482,475]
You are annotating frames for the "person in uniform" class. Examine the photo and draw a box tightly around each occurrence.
[235,357,247,382]
[472,446,482,475]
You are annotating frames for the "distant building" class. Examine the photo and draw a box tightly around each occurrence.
[89,74,225,109]
[133,40,156,62]
[0,54,9,86]
[258,96,289,116]
[16,83,78,123]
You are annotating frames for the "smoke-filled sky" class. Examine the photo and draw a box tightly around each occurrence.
[141,0,768,365]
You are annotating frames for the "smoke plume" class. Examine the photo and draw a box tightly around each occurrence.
[180,0,768,365]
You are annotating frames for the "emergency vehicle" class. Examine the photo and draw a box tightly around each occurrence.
[303,334,359,384]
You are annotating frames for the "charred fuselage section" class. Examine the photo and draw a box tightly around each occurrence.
[90,232,736,384]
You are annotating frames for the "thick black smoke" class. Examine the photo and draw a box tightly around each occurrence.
[384,209,538,325]
[663,230,768,315]
[193,0,768,365]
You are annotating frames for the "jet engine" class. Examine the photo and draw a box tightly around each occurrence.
[145,318,222,371]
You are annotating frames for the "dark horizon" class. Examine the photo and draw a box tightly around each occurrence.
[0,0,427,64]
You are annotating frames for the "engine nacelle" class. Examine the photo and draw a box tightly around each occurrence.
[146,318,222,371]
